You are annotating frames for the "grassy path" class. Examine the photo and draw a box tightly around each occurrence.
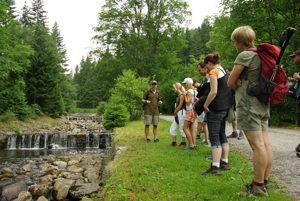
[98,119,293,201]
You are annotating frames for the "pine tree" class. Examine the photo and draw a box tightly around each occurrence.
[24,0,64,117]
[0,0,33,116]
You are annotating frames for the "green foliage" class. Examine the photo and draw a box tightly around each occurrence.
[0,111,16,122]
[102,104,129,130]
[96,102,107,116]
[270,99,296,126]
[109,70,149,120]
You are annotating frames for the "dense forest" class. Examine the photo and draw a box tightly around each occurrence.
[1,0,299,126]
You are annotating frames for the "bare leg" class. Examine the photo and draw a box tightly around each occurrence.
[232,120,237,132]
[197,122,203,136]
[183,120,193,146]
[203,122,209,141]
[212,147,222,163]
[262,130,273,180]
[244,130,268,183]
[221,145,229,159]
[153,125,158,140]
[145,125,150,139]
[190,121,196,146]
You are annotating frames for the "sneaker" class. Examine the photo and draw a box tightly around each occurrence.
[237,131,245,140]
[177,142,186,148]
[146,139,150,143]
[201,163,222,176]
[241,183,268,197]
[183,145,196,150]
[220,161,230,170]
[295,143,300,152]
[204,141,211,147]
[154,139,159,143]
[170,142,177,147]
[227,131,238,138]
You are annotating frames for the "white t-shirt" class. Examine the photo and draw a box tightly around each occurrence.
[186,89,197,110]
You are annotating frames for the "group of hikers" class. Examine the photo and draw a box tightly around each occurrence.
[141,25,300,197]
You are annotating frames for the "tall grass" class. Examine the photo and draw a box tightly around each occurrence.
[97,119,293,201]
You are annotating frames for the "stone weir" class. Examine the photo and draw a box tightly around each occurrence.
[0,113,113,150]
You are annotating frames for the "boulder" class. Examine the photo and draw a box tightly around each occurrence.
[29,184,50,199]
[67,165,83,173]
[53,178,75,200]
[53,161,67,169]
[39,175,54,186]
[69,183,100,199]
[12,191,32,201]
[37,196,48,201]
[2,167,13,174]
[20,164,31,172]
[0,181,27,201]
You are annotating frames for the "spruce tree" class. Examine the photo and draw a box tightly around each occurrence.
[0,0,33,116]
[24,0,64,117]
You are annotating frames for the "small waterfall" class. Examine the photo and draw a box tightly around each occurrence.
[5,133,113,150]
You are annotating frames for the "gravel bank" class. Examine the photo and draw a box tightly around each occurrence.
[160,115,300,199]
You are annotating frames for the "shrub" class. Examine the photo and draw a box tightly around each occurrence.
[102,104,129,130]
[0,111,16,122]
[96,102,107,115]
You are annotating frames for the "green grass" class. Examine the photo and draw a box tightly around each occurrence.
[97,119,293,201]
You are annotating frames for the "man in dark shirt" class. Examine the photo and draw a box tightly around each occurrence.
[142,80,163,143]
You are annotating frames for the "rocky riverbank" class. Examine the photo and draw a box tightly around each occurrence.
[0,114,118,200]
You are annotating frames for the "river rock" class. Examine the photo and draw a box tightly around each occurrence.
[0,181,27,201]
[68,160,79,166]
[2,167,13,174]
[20,164,31,172]
[69,183,100,199]
[44,168,59,178]
[53,161,67,169]
[29,184,50,199]
[53,178,75,200]
[46,155,56,162]
[37,196,48,201]
[39,175,54,186]
[67,165,83,173]
[13,174,30,180]
[12,191,32,201]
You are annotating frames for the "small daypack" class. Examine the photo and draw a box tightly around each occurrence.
[245,43,288,105]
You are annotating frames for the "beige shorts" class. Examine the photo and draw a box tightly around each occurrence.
[144,115,159,126]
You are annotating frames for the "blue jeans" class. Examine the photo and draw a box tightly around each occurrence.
[207,110,228,148]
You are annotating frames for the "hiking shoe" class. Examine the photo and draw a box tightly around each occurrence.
[237,131,245,140]
[146,139,150,143]
[154,139,159,143]
[296,152,300,158]
[295,143,300,152]
[177,142,186,148]
[201,164,222,176]
[196,135,201,139]
[220,161,230,170]
[247,182,269,190]
[227,131,238,138]
[241,183,268,197]
[170,142,177,147]
[183,145,196,150]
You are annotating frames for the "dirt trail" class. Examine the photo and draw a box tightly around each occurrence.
[160,115,300,199]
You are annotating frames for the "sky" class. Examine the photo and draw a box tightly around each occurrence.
[14,0,222,73]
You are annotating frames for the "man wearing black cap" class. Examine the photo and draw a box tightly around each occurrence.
[142,80,163,143]
[289,50,300,155]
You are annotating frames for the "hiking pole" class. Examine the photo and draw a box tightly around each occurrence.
[270,27,297,81]
[277,27,297,64]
